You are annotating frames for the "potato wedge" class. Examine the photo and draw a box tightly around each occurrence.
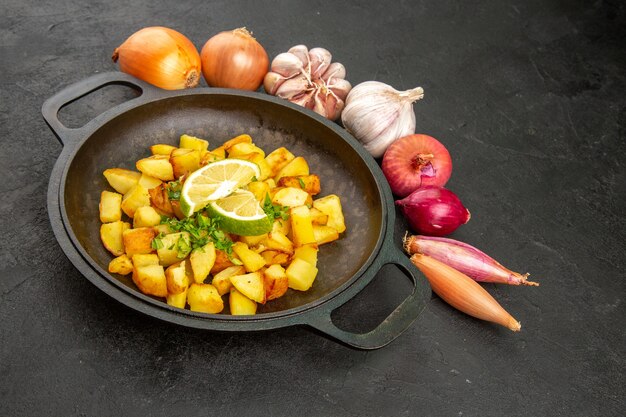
[138,173,162,190]
[187,283,223,313]
[189,242,216,284]
[103,168,141,194]
[132,264,167,297]
[133,206,162,228]
[148,183,175,217]
[150,143,177,156]
[211,265,245,296]
[131,253,160,267]
[293,244,318,267]
[275,156,309,182]
[108,254,133,275]
[123,227,157,256]
[264,147,295,177]
[312,225,340,245]
[286,257,318,291]
[260,250,291,266]
[312,194,346,233]
[263,264,289,301]
[229,288,257,315]
[121,184,151,218]
[232,242,266,273]
[99,190,122,223]
[170,148,200,179]
[100,221,131,256]
[165,261,191,295]
[179,134,209,152]
[290,205,316,247]
[263,231,294,254]
[156,232,191,266]
[166,290,188,309]
[277,175,321,195]
[136,155,174,181]
[272,187,311,208]
[221,134,252,150]
[230,272,265,303]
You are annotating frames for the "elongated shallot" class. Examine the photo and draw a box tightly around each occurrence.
[404,234,537,286]
[410,253,521,331]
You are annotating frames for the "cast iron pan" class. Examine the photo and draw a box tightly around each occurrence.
[43,72,431,350]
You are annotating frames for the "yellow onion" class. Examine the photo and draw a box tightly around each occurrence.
[112,26,201,90]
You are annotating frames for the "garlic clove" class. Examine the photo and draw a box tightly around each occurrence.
[288,44,310,67]
[275,75,311,100]
[291,89,316,109]
[270,52,304,78]
[321,62,346,83]
[308,47,332,80]
[263,72,287,95]
[327,78,352,102]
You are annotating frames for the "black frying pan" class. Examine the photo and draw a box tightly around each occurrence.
[43,72,430,350]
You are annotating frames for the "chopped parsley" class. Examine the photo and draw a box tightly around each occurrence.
[262,193,290,221]
[159,212,234,254]
[166,180,182,201]
[298,177,306,189]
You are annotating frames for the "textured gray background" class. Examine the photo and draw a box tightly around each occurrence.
[1,0,624,416]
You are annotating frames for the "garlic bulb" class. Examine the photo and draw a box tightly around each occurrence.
[263,45,352,120]
[341,81,424,158]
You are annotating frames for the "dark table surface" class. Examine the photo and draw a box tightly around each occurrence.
[1,0,624,416]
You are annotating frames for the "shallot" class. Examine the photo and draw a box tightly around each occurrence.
[404,234,538,286]
[410,253,521,331]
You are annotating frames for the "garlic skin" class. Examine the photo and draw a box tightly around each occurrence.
[341,81,424,158]
[263,45,351,121]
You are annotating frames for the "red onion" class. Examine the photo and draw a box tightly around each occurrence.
[382,134,452,197]
[404,235,538,286]
[395,186,470,236]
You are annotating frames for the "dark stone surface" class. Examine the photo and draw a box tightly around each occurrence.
[1,0,624,415]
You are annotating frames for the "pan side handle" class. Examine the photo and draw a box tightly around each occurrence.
[41,72,156,146]
[306,246,431,350]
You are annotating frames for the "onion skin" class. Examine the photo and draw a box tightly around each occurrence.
[410,253,521,331]
[201,28,269,91]
[112,26,201,90]
[404,235,538,286]
[396,186,470,236]
[382,134,452,198]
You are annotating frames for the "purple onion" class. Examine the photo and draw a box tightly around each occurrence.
[395,186,470,237]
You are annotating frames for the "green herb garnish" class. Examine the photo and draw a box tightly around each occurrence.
[166,180,182,201]
[262,193,290,221]
[298,178,306,189]
[160,212,233,254]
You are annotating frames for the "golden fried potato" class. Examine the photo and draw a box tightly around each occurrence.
[210,249,236,274]
[187,283,223,313]
[156,232,191,266]
[312,194,346,233]
[103,168,141,194]
[108,254,133,275]
[136,155,174,181]
[165,261,190,295]
[189,242,216,284]
[293,244,318,267]
[263,231,294,255]
[230,272,265,304]
[272,187,311,208]
[133,206,162,228]
[232,242,266,273]
[138,173,162,190]
[211,265,245,296]
[99,190,122,223]
[229,288,257,315]
[221,134,252,150]
[170,148,200,179]
[265,147,295,177]
[277,175,321,195]
[263,264,289,301]
[132,264,167,297]
[290,205,316,247]
[312,225,340,245]
[123,227,156,256]
[275,156,309,182]
[286,257,318,291]
[100,221,131,256]
[150,143,177,156]
[179,134,209,152]
[148,183,174,217]
[121,184,151,218]
[166,290,188,309]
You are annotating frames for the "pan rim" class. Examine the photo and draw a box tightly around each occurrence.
[56,88,388,324]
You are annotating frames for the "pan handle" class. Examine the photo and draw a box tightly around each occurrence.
[307,245,431,350]
[41,72,158,146]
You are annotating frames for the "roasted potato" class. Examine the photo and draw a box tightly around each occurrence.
[123,227,157,256]
[121,184,151,218]
[277,175,321,195]
[229,288,257,315]
[136,155,174,181]
[263,231,294,255]
[138,173,162,190]
[263,264,289,301]
[232,242,266,273]
[170,148,200,179]
[165,261,190,295]
[148,183,175,217]
[211,265,245,296]
[189,242,216,284]
[156,232,191,266]
[286,257,318,291]
[272,187,311,208]
[230,271,265,304]
[264,147,295,177]
[312,225,340,245]
[150,143,177,156]
[290,205,316,247]
[100,221,131,256]
[187,283,223,313]
[133,206,162,228]
[275,156,309,182]
[312,194,346,233]
[132,264,168,297]
[99,190,122,223]
[108,254,133,275]
[179,134,209,152]
[103,168,141,194]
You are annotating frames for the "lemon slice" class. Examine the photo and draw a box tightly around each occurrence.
[206,190,272,236]
[180,159,260,217]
